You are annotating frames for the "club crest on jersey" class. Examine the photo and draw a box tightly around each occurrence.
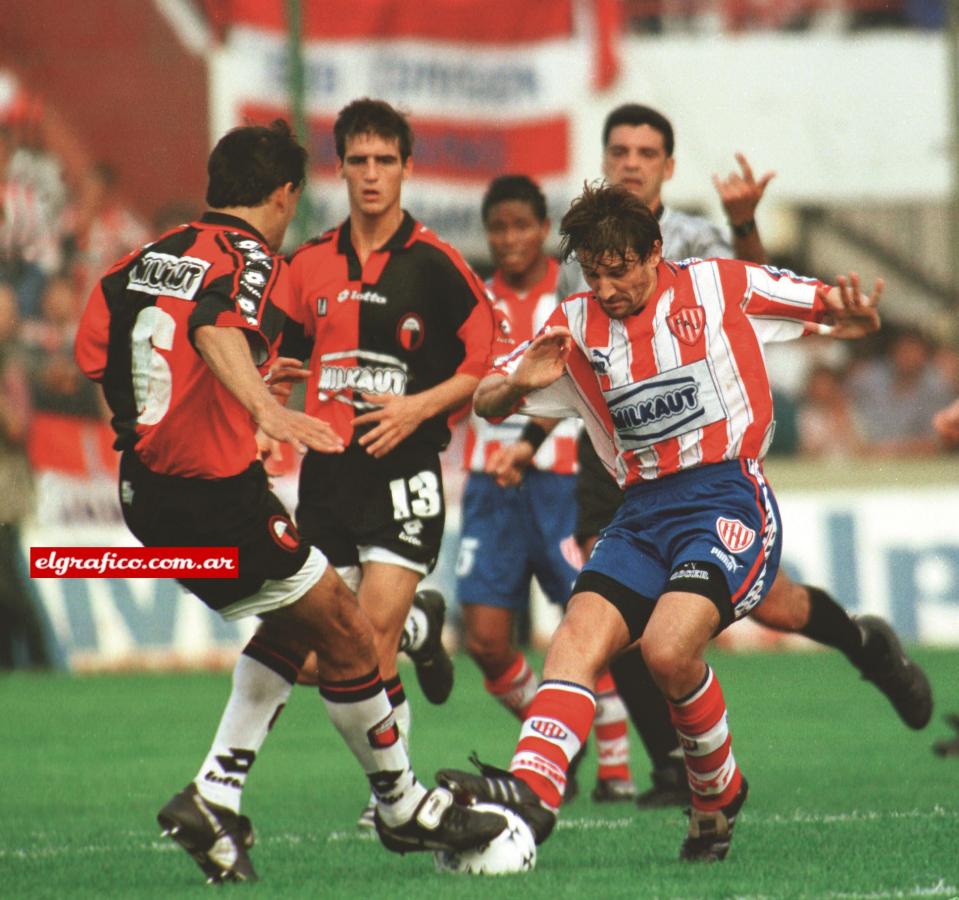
[268,516,300,552]
[530,719,568,741]
[396,313,425,351]
[716,517,755,553]
[667,306,706,345]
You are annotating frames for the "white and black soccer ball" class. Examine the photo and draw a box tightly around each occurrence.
[434,803,536,876]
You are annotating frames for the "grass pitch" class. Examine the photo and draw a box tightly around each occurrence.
[1,647,957,899]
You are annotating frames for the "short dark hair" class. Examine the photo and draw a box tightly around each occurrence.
[206,119,307,208]
[602,104,674,157]
[559,182,662,265]
[481,174,548,224]
[334,98,414,162]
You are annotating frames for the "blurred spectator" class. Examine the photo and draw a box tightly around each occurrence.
[849,0,908,29]
[61,161,148,303]
[767,388,800,456]
[796,363,866,459]
[933,343,959,395]
[848,327,954,456]
[21,274,103,418]
[0,280,49,669]
[0,124,64,318]
[932,397,959,449]
[153,202,198,235]
[904,0,946,28]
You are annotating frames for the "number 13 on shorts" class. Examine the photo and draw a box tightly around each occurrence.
[389,471,442,520]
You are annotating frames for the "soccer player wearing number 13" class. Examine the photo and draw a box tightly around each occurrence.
[439,182,884,863]
[74,121,505,883]
[276,99,496,825]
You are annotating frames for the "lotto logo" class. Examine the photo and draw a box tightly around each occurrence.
[530,719,568,741]
[716,517,755,553]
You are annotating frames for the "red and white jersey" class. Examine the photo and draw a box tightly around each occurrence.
[463,259,579,474]
[494,258,828,486]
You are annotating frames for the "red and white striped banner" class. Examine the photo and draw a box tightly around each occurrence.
[207,0,597,256]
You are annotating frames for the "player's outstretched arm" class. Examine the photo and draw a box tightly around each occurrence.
[473,327,571,419]
[805,273,883,340]
[713,152,774,265]
[194,325,344,456]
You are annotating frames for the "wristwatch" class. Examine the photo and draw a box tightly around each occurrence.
[731,219,756,238]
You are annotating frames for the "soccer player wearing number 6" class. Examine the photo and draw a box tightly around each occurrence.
[74,120,506,883]
[438,182,884,863]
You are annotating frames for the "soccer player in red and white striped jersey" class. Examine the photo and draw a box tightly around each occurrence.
[458,175,636,801]
[439,182,882,863]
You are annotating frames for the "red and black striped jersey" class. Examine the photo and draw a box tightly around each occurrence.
[280,211,495,450]
[74,212,287,478]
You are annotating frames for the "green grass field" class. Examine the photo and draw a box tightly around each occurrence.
[2,647,957,899]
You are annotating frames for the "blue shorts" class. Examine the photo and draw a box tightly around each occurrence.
[581,459,782,626]
[456,470,579,610]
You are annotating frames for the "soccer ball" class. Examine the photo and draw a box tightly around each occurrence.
[433,803,536,875]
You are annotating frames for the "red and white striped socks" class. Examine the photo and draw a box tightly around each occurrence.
[508,680,595,811]
[485,652,539,720]
[667,665,742,811]
[593,669,633,783]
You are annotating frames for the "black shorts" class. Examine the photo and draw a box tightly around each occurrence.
[119,451,313,611]
[297,442,445,572]
[575,432,625,543]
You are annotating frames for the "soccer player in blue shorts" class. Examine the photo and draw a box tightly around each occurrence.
[457,175,636,799]
[439,182,886,863]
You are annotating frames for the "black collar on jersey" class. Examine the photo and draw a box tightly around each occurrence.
[336,210,417,258]
[199,211,270,248]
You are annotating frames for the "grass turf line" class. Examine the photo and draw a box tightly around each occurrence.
[1,647,957,899]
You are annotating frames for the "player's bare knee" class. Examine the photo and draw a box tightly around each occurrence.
[544,614,612,683]
[753,581,807,631]
[641,639,691,691]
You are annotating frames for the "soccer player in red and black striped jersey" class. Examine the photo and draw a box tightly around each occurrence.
[74,120,505,883]
[280,99,496,826]
[204,100,496,827]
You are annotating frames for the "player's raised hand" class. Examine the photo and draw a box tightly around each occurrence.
[264,356,310,404]
[353,392,429,458]
[806,273,883,340]
[510,326,572,392]
[256,404,344,456]
[487,440,535,488]
[713,152,775,225]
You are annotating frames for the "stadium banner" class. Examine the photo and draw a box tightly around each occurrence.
[206,0,589,257]
[20,526,255,672]
[19,485,959,671]
[27,412,122,526]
